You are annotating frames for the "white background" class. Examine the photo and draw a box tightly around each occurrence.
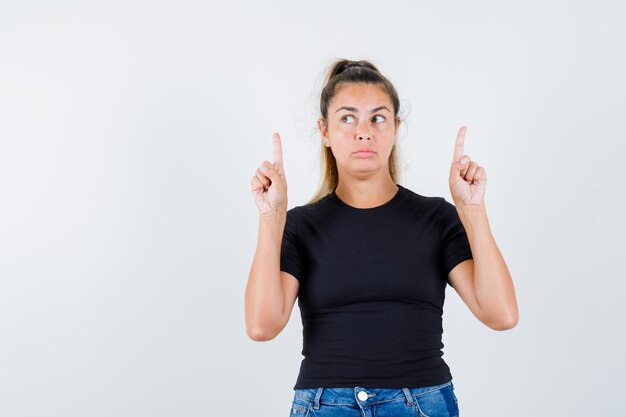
[1,1,624,416]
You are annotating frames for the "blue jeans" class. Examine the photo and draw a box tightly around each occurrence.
[290,380,459,417]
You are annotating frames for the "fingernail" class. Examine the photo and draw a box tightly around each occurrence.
[260,166,268,173]
[460,158,468,164]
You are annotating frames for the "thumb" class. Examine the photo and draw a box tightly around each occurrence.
[261,163,284,185]
[449,156,468,180]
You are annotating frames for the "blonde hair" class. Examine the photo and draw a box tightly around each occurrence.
[306,59,403,205]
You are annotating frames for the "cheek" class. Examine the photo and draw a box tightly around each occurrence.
[335,123,354,133]
[376,123,394,133]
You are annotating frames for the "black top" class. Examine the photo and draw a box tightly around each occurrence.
[280,184,473,390]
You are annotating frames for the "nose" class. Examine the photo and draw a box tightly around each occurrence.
[356,123,372,141]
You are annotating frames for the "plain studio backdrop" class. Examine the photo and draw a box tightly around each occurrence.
[1,1,624,416]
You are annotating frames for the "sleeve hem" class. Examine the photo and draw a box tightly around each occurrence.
[444,253,473,279]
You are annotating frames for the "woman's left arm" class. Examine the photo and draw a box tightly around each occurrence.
[447,126,519,330]
[456,205,518,330]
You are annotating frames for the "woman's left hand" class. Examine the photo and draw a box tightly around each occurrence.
[449,126,488,209]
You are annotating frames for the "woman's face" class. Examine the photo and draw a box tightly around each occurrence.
[319,82,400,178]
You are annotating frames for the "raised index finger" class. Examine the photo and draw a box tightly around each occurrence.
[453,126,467,161]
[273,132,283,167]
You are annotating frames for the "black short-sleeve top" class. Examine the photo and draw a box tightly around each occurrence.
[280,184,473,390]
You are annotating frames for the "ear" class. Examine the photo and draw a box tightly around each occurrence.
[317,118,328,140]
[394,116,401,144]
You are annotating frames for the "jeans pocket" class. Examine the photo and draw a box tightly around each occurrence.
[289,398,312,417]
[413,383,459,417]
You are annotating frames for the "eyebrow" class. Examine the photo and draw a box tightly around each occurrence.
[335,106,391,113]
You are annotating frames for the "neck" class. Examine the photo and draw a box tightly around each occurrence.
[335,177,398,209]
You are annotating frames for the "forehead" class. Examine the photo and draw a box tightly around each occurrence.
[331,83,391,108]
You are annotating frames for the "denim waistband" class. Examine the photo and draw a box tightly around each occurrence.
[293,381,452,409]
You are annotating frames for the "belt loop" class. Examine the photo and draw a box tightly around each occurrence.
[402,388,414,406]
[313,387,323,410]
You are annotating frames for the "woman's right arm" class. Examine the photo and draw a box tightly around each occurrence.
[245,133,295,341]
[245,212,287,341]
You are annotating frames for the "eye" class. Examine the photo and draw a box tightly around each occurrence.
[341,115,356,123]
[372,115,385,123]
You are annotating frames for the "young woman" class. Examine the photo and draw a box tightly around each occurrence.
[245,59,518,417]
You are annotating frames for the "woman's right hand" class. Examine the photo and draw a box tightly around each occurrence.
[250,132,288,216]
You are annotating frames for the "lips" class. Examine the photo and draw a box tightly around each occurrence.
[353,150,376,158]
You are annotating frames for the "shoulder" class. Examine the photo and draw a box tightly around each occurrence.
[396,186,462,232]
[398,184,445,210]
[291,192,336,217]
[283,193,332,228]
